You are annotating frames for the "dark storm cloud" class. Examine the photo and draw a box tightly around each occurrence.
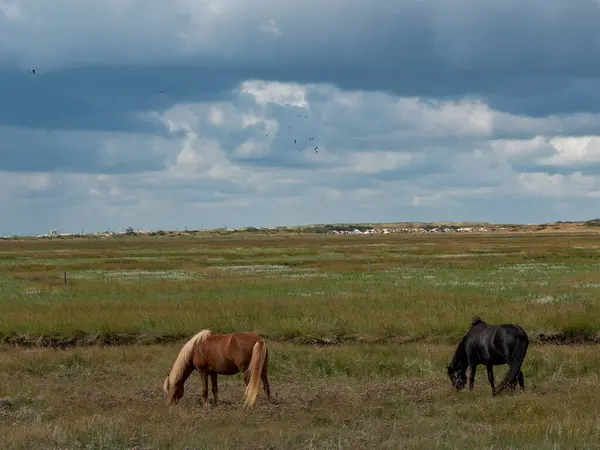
[0,66,239,131]
[0,125,180,173]
[2,0,600,133]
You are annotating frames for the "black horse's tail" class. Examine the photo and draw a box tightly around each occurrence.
[495,333,529,394]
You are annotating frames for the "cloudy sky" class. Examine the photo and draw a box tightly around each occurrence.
[2,0,600,234]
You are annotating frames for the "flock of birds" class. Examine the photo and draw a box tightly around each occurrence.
[29,67,321,154]
[264,114,319,153]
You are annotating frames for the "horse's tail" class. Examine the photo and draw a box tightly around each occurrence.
[243,339,267,409]
[495,332,529,394]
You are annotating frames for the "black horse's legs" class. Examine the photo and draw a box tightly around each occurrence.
[506,365,519,391]
[468,363,477,390]
[486,365,495,395]
[517,370,525,391]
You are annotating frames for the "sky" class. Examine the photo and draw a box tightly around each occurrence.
[2,0,600,235]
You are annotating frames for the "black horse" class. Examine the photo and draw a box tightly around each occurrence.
[447,317,529,395]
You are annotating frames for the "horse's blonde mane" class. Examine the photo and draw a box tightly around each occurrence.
[167,329,212,385]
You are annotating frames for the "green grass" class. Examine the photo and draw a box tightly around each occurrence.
[2,232,600,448]
[1,233,600,345]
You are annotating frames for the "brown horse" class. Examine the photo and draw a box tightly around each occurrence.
[162,329,271,409]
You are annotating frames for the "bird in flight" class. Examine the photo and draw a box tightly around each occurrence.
[259,113,321,155]
[30,69,36,74]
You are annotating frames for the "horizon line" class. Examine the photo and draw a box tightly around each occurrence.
[2,218,599,238]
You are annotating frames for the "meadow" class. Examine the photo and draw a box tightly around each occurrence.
[1,230,600,449]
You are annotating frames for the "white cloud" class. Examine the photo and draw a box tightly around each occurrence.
[538,136,600,166]
[0,172,47,196]
[490,136,550,158]
[392,98,495,137]
[339,152,415,174]
[240,80,309,108]
[233,140,268,158]
[25,173,52,190]
[411,192,447,207]
[489,135,600,174]
[257,19,281,38]
[0,1,21,21]
[168,133,235,180]
[208,107,225,126]
[518,172,599,198]
[3,78,600,233]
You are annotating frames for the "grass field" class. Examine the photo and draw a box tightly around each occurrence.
[1,231,600,448]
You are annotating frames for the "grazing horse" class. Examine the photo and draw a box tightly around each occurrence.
[162,330,271,408]
[447,317,529,396]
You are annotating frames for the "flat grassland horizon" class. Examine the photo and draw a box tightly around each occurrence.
[5,216,600,238]
[1,230,600,449]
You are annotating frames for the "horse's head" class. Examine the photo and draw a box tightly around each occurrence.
[447,365,467,391]
[163,373,184,405]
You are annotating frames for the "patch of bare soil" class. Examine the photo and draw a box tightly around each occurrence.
[2,330,599,349]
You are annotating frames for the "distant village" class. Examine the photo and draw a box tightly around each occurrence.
[24,225,511,239]
[330,226,493,235]
[7,219,599,239]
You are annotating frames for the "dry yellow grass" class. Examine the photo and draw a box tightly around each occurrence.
[1,343,600,449]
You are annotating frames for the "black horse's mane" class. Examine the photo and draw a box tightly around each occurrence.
[469,316,485,329]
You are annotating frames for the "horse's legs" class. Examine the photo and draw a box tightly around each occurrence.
[199,371,209,407]
[241,364,250,386]
[486,365,496,395]
[517,370,525,391]
[506,365,519,391]
[468,363,476,390]
[261,369,271,402]
[210,372,218,405]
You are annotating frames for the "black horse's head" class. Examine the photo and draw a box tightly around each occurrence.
[447,365,467,391]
